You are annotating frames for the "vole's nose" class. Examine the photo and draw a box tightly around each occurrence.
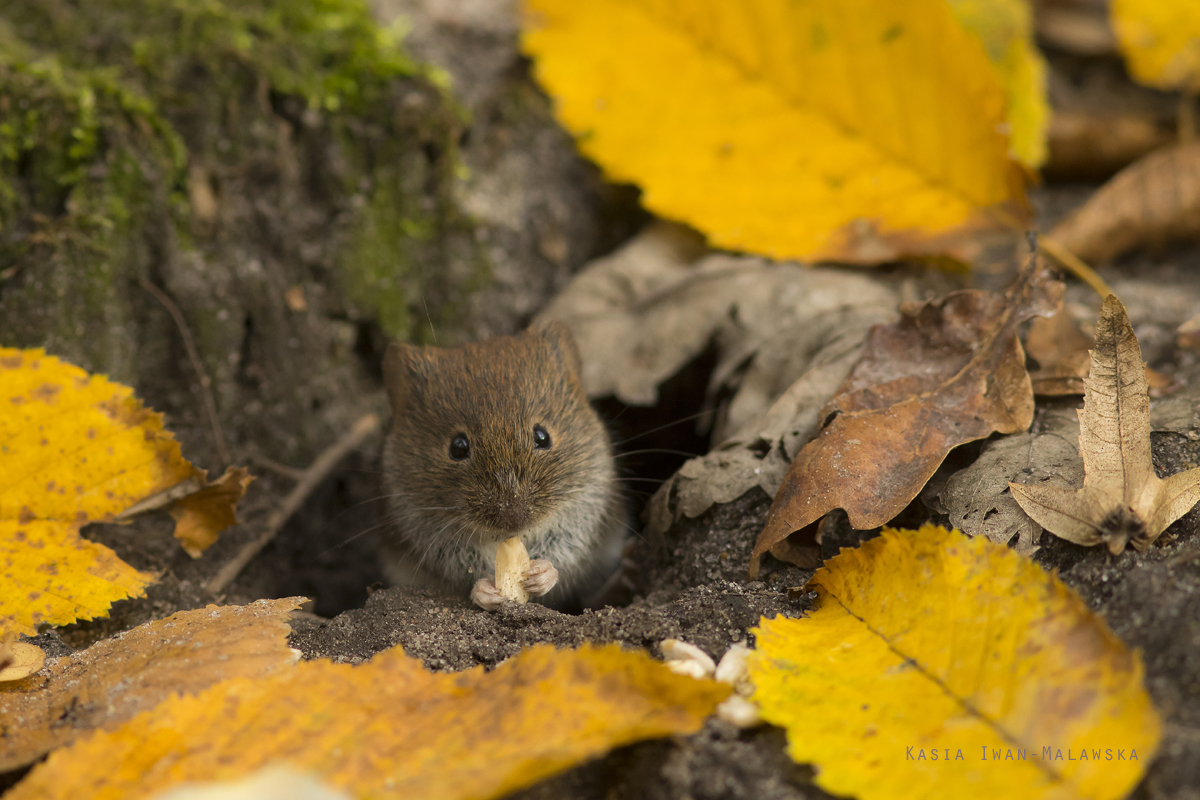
[491,469,531,532]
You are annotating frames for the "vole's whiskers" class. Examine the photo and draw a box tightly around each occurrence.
[613,448,701,459]
[612,409,715,447]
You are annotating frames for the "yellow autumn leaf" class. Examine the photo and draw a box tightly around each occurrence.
[750,525,1159,800]
[0,348,211,634]
[0,598,303,771]
[521,0,1031,263]
[1111,0,1200,91]
[7,644,730,800]
[949,0,1048,169]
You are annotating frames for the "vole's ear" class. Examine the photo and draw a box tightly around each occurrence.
[382,343,418,416]
[534,320,583,378]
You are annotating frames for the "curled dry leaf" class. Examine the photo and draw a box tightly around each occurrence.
[1047,140,1200,264]
[521,0,1031,263]
[9,644,728,800]
[0,598,303,771]
[1046,110,1175,181]
[750,525,1160,800]
[1010,296,1200,553]
[168,467,255,557]
[752,259,1061,573]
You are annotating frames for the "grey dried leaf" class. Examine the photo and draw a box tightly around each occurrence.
[941,407,1083,556]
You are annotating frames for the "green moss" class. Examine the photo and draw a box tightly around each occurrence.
[0,0,482,376]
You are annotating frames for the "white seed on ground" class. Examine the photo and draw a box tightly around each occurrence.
[715,643,754,696]
[716,695,762,729]
[660,638,716,679]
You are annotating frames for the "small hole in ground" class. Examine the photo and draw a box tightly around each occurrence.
[593,339,720,525]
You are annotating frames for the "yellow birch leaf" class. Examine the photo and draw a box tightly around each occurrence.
[750,525,1159,800]
[949,0,1048,169]
[521,0,1031,263]
[7,643,730,800]
[0,348,200,634]
[0,598,303,771]
[1111,0,1200,91]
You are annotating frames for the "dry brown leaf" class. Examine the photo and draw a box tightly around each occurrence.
[751,260,1061,573]
[1025,307,1092,396]
[1010,295,1200,553]
[0,598,302,771]
[1045,110,1175,180]
[169,467,255,557]
[115,466,255,558]
[1047,140,1200,263]
[1036,5,1117,57]
[646,303,897,539]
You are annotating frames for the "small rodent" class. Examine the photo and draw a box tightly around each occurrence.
[380,321,628,611]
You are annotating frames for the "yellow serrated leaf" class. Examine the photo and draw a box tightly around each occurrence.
[521,0,1031,263]
[949,0,1048,169]
[1112,0,1200,91]
[750,525,1159,800]
[0,348,201,634]
[7,643,730,800]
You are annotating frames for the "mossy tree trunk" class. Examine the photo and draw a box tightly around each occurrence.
[1,0,641,470]
[0,0,630,471]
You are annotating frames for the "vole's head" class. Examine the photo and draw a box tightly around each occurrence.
[383,321,609,544]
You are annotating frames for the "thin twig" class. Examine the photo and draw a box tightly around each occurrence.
[1037,237,1116,300]
[204,412,382,595]
[139,277,232,471]
[250,453,307,482]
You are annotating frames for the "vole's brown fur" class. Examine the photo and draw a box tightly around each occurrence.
[381,321,627,610]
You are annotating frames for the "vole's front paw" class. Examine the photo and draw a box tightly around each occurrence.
[471,578,505,611]
[524,559,559,597]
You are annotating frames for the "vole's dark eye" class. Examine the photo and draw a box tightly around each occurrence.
[449,433,470,461]
[533,424,552,450]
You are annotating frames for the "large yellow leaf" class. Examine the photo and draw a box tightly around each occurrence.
[0,349,199,634]
[949,0,1048,169]
[0,598,302,771]
[7,644,729,800]
[1112,0,1200,91]
[750,525,1159,800]
[521,0,1031,262]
